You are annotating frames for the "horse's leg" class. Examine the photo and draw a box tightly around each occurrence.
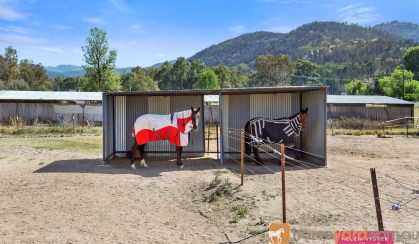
[130,141,138,169]
[253,145,264,165]
[139,144,148,168]
[176,146,184,168]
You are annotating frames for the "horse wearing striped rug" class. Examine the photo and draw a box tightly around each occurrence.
[244,108,308,165]
[130,107,200,169]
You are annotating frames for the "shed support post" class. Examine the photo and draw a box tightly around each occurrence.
[240,130,244,186]
[219,91,223,165]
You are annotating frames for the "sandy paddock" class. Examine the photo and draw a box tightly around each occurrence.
[0,135,418,243]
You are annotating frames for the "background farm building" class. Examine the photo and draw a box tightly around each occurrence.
[0,90,102,125]
[327,95,415,122]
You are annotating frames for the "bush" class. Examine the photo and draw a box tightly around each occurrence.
[231,206,248,223]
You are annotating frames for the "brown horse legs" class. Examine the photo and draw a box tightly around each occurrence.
[253,146,264,165]
[176,146,184,168]
[130,142,145,169]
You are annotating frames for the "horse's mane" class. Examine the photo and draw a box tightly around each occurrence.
[273,111,300,121]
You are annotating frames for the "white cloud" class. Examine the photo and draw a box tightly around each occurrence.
[338,4,378,24]
[130,23,141,30]
[0,2,25,20]
[49,24,73,30]
[0,25,33,35]
[229,25,246,34]
[42,46,65,53]
[84,17,106,25]
[0,33,46,46]
[157,53,166,58]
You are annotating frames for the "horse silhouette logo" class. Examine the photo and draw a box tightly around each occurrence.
[268,223,290,244]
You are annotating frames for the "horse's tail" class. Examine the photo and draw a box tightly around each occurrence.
[244,121,252,155]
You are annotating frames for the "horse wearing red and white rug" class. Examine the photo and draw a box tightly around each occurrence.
[130,107,200,169]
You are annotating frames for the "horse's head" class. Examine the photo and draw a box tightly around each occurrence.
[299,107,308,128]
[191,107,201,131]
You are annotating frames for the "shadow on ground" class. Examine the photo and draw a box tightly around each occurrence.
[34,156,322,177]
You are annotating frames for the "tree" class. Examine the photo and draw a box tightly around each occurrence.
[188,59,206,88]
[193,70,220,89]
[403,46,419,80]
[170,57,190,89]
[253,55,294,87]
[121,67,159,92]
[82,27,120,91]
[212,64,230,88]
[292,60,320,85]
[344,79,371,95]
[4,46,18,81]
[378,68,419,101]
[155,61,174,90]
[404,80,419,101]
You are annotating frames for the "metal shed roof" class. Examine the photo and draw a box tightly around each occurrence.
[104,86,326,96]
[327,95,414,105]
[0,90,102,101]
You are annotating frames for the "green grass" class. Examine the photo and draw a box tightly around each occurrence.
[0,125,102,136]
[231,205,248,223]
[261,189,278,200]
[204,177,235,203]
[0,135,102,155]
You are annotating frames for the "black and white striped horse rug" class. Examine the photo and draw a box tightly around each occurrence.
[244,107,308,164]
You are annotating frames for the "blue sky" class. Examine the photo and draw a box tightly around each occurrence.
[1,0,418,67]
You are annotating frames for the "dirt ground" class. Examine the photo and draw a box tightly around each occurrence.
[0,135,418,243]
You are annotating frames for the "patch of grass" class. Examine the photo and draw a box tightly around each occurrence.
[0,135,102,155]
[204,177,234,203]
[288,219,299,225]
[261,189,278,200]
[0,125,102,136]
[248,227,265,235]
[208,174,222,190]
[256,216,269,226]
[231,205,248,223]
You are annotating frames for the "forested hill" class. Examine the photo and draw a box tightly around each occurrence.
[374,21,419,42]
[190,21,416,68]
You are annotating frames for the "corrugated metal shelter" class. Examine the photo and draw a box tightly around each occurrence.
[220,87,327,166]
[327,95,414,121]
[102,90,209,161]
[0,90,102,123]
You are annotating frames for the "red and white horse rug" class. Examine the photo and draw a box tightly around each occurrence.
[132,110,194,146]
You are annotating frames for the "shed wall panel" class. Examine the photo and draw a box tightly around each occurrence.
[302,90,326,165]
[114,96,126,157]
[223,94,250,158]
[103,95,114,161]
[125,96,148,152]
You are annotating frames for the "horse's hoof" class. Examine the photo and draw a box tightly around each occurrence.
[130,164,136,170]
[178,164,184,169]
[140,159,148,168]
